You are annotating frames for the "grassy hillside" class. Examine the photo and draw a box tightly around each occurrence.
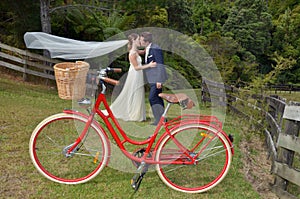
[0,73,267,199]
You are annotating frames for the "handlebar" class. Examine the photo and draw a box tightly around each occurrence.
[97,67,122,86]
[108,67,122,73]
[100,77,119,85]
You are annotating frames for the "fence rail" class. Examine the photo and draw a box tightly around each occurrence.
[0,42,59,81]
[271,102,300,199]
[267,84,300,93]
[202,79,300,199]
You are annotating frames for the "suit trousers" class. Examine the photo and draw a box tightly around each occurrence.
[149,83,164,124]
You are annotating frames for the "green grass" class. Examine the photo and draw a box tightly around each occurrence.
[266,90,300,102]
[0,73,262,199]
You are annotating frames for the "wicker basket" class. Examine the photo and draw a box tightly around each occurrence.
[54,61,90,100]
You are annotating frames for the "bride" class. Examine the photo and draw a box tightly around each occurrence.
[109,33,156,121]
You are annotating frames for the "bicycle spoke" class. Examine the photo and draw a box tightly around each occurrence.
[196,145,226,161]
[45,135,61,147]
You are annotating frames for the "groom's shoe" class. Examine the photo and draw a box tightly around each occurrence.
[150,122,158,126]
[150,119,167,126]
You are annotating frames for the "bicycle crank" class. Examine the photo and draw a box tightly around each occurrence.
[130,161,149,192]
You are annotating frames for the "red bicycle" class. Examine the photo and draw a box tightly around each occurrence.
[29,67,234,193]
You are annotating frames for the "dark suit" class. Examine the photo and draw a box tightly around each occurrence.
[144,43,168,124]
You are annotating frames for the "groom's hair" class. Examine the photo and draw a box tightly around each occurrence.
[140,32,152,43]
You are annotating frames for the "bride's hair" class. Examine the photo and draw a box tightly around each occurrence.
[127,33,139,51]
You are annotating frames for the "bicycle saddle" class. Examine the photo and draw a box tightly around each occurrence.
[159,93,195,109]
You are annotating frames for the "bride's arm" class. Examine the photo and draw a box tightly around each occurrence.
[129,52,156,71]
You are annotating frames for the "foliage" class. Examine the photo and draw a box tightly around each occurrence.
[1,0,300,87]
[165,0,195,33]
[268,0,300,17]
[115,0,166,28]
[0,0,40,47]
[194,31,258,86]
[164,53,201,89]
[222,0,273,58]
[146,6,169,27]
[52,7,135,41]
[271,5,300,84]
[192,0,231,35]
[251,52,297,92]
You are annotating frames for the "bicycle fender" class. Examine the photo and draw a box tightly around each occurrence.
[157,119,234,155]
[186,119,234,155]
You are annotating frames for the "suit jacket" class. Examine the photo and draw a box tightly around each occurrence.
[144,43,168,84]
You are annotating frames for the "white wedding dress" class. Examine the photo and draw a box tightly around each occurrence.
[109,51,146,121]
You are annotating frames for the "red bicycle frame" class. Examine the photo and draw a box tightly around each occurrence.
[65,91,234,166]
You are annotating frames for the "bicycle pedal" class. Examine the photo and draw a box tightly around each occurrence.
[131,174,143,192]
[93,151,100,163]
[130,178,136,189]
[131,168,148,191]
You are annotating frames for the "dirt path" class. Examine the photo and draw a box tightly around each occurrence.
[240,133,279,199]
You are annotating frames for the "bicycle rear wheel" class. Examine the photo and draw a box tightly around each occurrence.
[29,113,109,184]
[155,123,233,193]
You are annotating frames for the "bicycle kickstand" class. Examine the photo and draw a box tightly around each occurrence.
[130,161,148,192]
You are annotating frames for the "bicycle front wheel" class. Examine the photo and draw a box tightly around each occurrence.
[29,113,109,184]
[155,123,233,193]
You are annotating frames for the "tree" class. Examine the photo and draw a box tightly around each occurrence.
[52,8,134,41]
[272,5,300,84]
[115,0,194,32]
[0,0,40,47]
[222,0,272,58]
[115,0,161,27]
[165,0,195,33]
[267,0,299,17]
[192,0,231,35]
[40,0,51,34]
[196,31,258,86]
[146,6,169,27]
[251,52,297,89]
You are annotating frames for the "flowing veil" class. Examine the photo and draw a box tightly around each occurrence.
[24,32,128,59]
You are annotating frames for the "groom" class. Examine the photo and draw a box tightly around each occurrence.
[140,32,168,125]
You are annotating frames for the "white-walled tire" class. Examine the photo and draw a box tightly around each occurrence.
[29,113,109,184]
[155,123,232,193]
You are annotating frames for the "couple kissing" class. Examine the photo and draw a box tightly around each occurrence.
[109,32,168,125]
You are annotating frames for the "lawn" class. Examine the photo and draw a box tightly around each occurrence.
[267,90,300,102]
[0,73,265,199]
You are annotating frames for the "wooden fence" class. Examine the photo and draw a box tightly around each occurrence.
[0,42,59,81]
[202,79,300,198]
[201,78,237,106]
[267,84,300,94]
[269,99,300,199]
[0,42,107,95]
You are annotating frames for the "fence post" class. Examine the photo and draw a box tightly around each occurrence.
[219,87,225,106]
[273,101,300,196]
[201,78,207,107]
[23,51,28,81]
